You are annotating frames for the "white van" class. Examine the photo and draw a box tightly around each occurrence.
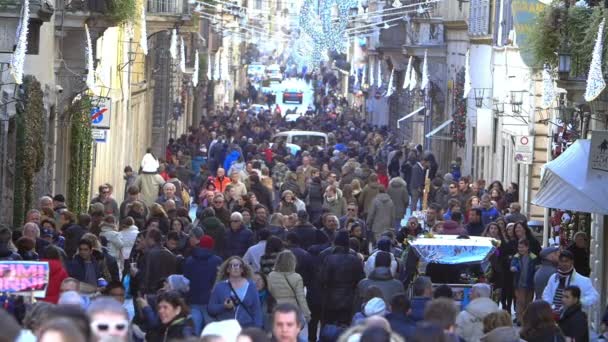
[272,130,328,148]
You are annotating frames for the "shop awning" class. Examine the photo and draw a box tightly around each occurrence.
[425,119,453,138]
[532,139,608,215]
[397,106,425,128]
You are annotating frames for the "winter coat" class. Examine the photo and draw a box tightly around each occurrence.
[214,176,231,193]
[63,224,88,259]
[520,327,566,342]
[134,173,165,208]
[386,311,416,339]
[323,196,347,218]
[223,150,241,172]
[260,252,279,275]
[510,253,538,289]
[280,178,302,199]
[409,296,431,322]
[90,196,120,219]
[366,193,395,235]
[268,271,311,320]
[119,225,139,263]
[305,181,324,211]
[534,259,557,299]
[364,251,398,277]
[318,246,365,312]
[251,182,273,213]
[224,226,255,258]
[146,315,195,342]
[208,279,263,328]
[41,259,68,304]
[543,270,599,309]
[183,247,223,305]
[292,223,318,251]
[278,201,298,216]
[409,163,425,191]
[558,303,589,342]
[140,245,178,294]
[289,246,315,288]
[200,217,226,255]
[99,223,124,260]
[479,327,525,342]
[443,220,468,236]
[243,241,266,272]
[358,182,383,215]
[455,297,500,342]
[567,244,591,277]
[387,177,409,222]
[67,254,108,287]
[356,267,404,308]
[0,245,21,261]
[480,207,500,227]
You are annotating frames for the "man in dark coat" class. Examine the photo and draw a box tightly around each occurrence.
[292,210,317,250]
[249,173,273,213]
[385,294,416,340]
[183,236,223,335]
[197,207,226,256]
[286,232,314,288]
[408,157,427,212]
[558,286,589,342]
[318,231,364,326]
[409,276,433,322]
[224,212,255,258]
[67,239,107,288]
[139,228,178,294]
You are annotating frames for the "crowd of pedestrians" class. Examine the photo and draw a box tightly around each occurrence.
[1,106,605,342]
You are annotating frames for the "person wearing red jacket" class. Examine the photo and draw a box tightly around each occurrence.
[41,246,69,304]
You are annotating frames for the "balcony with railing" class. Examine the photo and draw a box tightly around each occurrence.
[147,0,189,16]
[0,0,53,20]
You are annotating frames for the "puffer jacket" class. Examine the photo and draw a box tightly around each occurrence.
[146,315,195,342]
[99,223,124,260]
[455,297,500,342]
[268,271,311,320]
[356,267,404,308]
[358,182,383,215]
[366,193,395,235]
[387,177,409,223]
[318,246,365,312]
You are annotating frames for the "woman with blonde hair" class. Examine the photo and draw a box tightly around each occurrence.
[208,256,263,328]
[148,203,170,234]
[268,250,311,340]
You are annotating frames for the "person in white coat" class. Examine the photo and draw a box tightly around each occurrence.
[542,250,599,312]
[119,217,139,263]
[455,283,500,342]
[99,217,124,261]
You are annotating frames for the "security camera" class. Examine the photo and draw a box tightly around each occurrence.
[56,85,63,93]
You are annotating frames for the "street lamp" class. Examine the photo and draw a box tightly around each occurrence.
[473,88,487,108]
[493,100,504,114]
[558,51,571,80]
[510,90,525,114]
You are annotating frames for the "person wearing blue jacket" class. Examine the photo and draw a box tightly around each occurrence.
[224,212,255,258]
[510,238,538,325]
[208,256,263,328]
[183,235,223,335]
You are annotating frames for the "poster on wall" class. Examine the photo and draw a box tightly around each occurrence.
[0,261,50,298]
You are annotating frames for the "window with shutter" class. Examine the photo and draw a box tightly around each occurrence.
[469,0,491,36]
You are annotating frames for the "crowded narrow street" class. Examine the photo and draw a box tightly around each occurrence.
[1,0,608,341]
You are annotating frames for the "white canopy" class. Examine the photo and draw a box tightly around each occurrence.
[532,139,608,215]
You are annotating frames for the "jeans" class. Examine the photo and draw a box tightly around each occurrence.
[191,304,212,336]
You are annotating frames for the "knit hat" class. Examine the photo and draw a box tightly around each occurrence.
[199,235,215,249]
[52,194,65,202]
[363,297,386,317]
[166,274,190,294]
[189,226,204,239]
[334,230,350,248]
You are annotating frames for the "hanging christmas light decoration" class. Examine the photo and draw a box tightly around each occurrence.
[369,60,375,87]
[192,50,199,87]
[420,50,429,90]
[179,37,186,73]
[84,24,95,90]
[409,66,417,91]
[403,56,412,89]
[361,64,367,86]
[354,66,360,86]
[392,0,402,7]
[541,64,555,109]
[170,29,178,60]
[10,0,29,84]
[584,18,605,102]
[376,58,382,88]
[140,5,148,55]
[213,49,221,81]
[221,46,230,81]
[463,49,471,99]
[207,52,212,80]
[385,68,394,97]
